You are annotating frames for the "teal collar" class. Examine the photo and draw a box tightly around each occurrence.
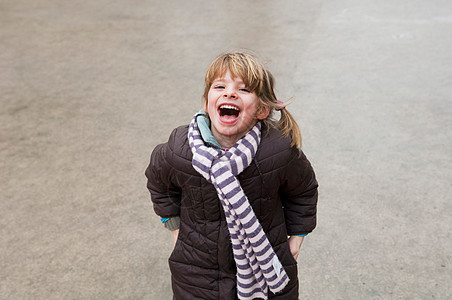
[195,110,222,149]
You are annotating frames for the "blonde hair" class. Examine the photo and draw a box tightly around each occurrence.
[203,51,302,148]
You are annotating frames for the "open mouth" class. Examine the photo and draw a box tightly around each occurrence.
[218,104,240,122]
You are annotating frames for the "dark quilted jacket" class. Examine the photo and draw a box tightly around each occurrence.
[145,124,318,299]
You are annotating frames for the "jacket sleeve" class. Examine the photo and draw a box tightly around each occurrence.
[280,148,318,236]
[145,130,182,219]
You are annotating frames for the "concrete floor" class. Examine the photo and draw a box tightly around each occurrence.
[1,0,451,299]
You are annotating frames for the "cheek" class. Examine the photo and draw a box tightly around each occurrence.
[204,98,217,115]
[204,93,212,110]
[247,99,261,115]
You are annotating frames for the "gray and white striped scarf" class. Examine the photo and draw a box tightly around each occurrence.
[188,114,289,299]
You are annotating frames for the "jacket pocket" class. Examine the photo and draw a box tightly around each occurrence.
[275,239,298,267]
[285,239,298,266]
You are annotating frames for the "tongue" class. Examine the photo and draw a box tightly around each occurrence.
[220,114,238,122]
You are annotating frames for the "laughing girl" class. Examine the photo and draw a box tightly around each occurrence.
[145,51,318,300]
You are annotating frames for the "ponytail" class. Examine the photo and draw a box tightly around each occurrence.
[277,109,302,149]
[260,99,302,149]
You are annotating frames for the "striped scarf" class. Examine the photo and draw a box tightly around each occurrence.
[188,114,289,299]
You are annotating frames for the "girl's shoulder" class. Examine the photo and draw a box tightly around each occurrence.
[258,126,315,179]
[166,125,189,150]
[152,125,192,164]
[258,125,298,161]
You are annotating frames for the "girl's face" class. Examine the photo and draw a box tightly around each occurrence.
[204,69,269,147]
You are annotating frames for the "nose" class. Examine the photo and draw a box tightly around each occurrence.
[223,89,237,99]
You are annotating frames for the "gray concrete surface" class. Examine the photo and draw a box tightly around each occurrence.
[1,0,451,299]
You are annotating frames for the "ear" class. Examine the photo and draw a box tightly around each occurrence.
[256,105,270,120]
[203,100,208,112]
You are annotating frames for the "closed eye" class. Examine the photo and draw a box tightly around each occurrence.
[239,88,250,92]
[213,85,225,89]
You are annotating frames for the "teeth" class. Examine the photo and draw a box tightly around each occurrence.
[220,105,240,111]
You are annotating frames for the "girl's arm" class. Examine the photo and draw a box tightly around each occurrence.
[145,136,182,224]
[280,148,318,236]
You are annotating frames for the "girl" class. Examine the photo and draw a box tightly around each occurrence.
[146,51,318,300]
